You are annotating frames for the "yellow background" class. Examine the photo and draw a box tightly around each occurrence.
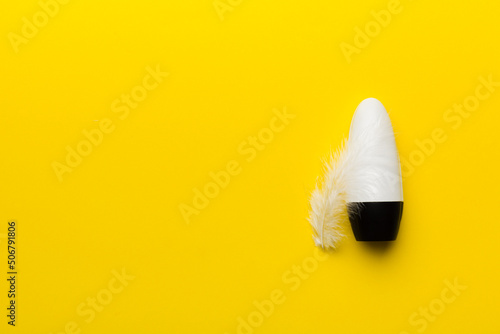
[1,0,499,333]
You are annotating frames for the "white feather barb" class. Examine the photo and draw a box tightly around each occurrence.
[308,140,353,249]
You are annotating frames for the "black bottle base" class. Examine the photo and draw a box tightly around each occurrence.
[347,202,403,241]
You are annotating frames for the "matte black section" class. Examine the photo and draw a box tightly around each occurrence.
[348,202,403,241]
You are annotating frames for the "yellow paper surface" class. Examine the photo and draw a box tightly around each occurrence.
[1,0,499,333]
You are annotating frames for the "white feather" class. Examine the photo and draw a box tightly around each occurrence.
[308,140,353,249]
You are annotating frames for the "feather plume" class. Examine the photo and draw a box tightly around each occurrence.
[308,140,354,249]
